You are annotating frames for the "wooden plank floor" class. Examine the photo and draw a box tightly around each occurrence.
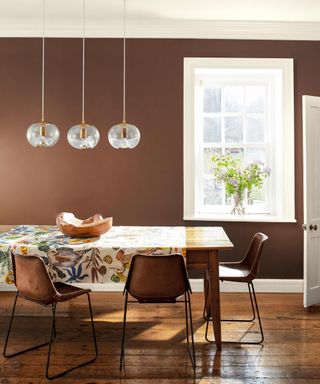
[1,292,320,383]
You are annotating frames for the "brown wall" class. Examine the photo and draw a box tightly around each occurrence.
[0,38,317,279]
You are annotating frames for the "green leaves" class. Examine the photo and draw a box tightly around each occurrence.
[37,241,50,253]
[0,250,12,271]
[211,154,271,198]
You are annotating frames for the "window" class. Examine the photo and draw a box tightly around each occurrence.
[184,58,295,222]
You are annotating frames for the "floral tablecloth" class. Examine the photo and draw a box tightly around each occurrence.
[0,225,186,285]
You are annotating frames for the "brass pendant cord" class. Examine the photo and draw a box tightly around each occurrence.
[81,0,86,124]
[41,0,45,122]
[122,0,126,123]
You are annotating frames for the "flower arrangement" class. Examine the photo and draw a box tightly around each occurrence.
[211,153,271,214]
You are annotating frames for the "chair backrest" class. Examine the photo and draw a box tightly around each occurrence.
[241,232,268,280]
[125,254,191,302]
[11,251,57,305]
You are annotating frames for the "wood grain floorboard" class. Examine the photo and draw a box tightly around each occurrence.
[1,292,320,383]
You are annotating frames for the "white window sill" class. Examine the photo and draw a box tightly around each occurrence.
[184,214,297,223]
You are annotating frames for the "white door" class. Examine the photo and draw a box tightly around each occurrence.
[303,95,320,307]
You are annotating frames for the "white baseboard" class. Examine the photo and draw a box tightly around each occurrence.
[195,279,303,293]
[0,279,303,293]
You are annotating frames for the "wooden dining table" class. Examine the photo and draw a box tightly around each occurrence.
[0,225,233,350]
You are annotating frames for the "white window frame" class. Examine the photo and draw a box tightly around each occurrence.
[183,57,296,223]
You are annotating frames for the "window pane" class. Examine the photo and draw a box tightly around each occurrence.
[224,86,244,112]
[204,87,221,113]
[203,147,221,174]
[248,186,265,204]
[246,148,266,164]
[245,86,265,113]
[246,117,264,142]
[225,194,234,205]
[225,147,244,165]
[225,117,243,143]
[203,177,222,205]
[203,117,221,143]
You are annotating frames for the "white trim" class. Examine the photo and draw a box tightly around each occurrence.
[184,57,295,223]
[183,58,196,220]
[220,279,303,293]
[194,279,303,293]
[282,60,295,219]
[1,20,320,40]
[0,279,303,293]
[183,214,297,223]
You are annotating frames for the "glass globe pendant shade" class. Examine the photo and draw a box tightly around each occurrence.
[67,122,100,149]
[26,121,60,147]
[108,122,140,149]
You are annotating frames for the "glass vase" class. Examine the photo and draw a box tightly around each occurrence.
[231,191,246,215]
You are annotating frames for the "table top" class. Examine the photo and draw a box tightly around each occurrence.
[0,225,233,251]
[0,225,233,285]
[185,226,233,250]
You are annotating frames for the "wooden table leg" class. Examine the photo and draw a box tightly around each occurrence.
[208,250,221,350]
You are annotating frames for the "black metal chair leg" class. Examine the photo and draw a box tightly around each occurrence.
[220,283,257,323]
[87,292,98,358]
[120,291,196,371]
[205,282,264,344]
[205,317,211,343]
[184,293,190,346]
[46,295,99,380]
[52,315,56,341]
[204,279,256,324]
[120,291,128,370]
[46,303,57,380]
[247,282,256,322]
[3,291,56,358]
[186,292,196,371]
[250,282,264,344]
[3,291,18,358]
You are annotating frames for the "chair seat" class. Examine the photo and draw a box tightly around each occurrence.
[54,282,91,302]
[219,262,253,282]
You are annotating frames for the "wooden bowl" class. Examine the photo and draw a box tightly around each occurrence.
[56,212,113,238]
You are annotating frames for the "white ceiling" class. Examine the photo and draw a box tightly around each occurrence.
[1,0,320,39]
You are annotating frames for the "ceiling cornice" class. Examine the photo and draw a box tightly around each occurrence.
[0,20,320,40]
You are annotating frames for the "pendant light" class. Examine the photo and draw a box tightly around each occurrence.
[108,0,140,149]
[67,0,100,149]
[27,0,60,147]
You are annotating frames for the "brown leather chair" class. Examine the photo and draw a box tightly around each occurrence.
[3,251,98,380]
[120,254,196,370]
[204,232,268,344]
